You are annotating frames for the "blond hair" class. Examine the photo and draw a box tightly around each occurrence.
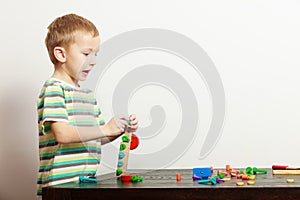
[45,13,99,64]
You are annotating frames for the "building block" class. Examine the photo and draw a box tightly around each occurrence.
[193,168,212,179]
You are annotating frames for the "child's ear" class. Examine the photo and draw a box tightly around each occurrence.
[53,47,66,63]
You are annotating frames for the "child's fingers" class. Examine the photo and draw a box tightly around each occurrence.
[118,115,128,120]
[115,114,138,132]
[129,114,136,121]
[129,115,138,125]
[130,118,138,126]
[113,116,128,132]
[128,123,138,132]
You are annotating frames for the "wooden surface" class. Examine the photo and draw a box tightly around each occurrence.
[42,168,300,200]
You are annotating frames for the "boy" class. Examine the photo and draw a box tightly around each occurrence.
[37,13,138,197]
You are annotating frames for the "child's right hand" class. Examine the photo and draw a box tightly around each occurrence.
[106,115,128,136]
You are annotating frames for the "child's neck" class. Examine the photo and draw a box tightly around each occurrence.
[52,68,79,87]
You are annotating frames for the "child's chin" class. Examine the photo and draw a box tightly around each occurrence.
[79,74,88,81]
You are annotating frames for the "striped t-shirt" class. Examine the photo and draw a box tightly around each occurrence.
[37,78,105,195]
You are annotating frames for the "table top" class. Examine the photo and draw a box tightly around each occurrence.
[43,168,300,200]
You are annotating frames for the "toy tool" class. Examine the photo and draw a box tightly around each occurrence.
[116,119,139,176]
[272,165,300,170]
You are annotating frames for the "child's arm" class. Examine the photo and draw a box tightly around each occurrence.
[51,116,127,144]
[100,135,120,145]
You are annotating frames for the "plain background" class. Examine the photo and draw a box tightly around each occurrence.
[1,0,300,199]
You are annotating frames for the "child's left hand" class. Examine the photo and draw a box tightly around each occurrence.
[127,114,138,132]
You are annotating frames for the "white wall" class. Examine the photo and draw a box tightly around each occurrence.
[1,0,300,199]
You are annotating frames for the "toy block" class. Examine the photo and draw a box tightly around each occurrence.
[193,168,212,179]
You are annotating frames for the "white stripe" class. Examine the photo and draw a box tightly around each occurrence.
[55,152,96,159]
[47,177,79,186]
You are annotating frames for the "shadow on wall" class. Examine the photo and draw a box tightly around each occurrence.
[0,86,39,200]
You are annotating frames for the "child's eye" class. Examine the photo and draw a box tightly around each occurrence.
[95,49,100,56]
[83,53,90,56]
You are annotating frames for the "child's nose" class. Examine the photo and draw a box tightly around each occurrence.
[89,54,97,66]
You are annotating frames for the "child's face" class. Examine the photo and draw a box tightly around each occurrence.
[64,32,100,85]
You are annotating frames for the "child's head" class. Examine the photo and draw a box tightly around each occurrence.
[45,13,99,65]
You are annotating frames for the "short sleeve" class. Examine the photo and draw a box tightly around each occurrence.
[38,84,68,135]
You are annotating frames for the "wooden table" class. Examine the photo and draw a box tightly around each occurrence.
[42,169,300,200]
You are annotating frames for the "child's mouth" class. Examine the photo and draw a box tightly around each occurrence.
[82,69,91,76]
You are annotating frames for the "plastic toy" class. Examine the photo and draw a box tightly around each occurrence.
[226,164,231,171]
[192,174,203,180]
[198,177,217,185]
[223,177,231,182]
[217,170,228,176]
[272,165,300,175]
[286,179,294,183]
[176,173,181,182]
[247,181,255,185]
[245,167,253,175]
[253,167,267,175]
[236,181,244,186]
[216,177,225,183]
[272,165,300,170]
[79,176,97,183]
[216,173,224,179]
[193,168,212,179]
[116,119,139,176]
[120,174,143,182]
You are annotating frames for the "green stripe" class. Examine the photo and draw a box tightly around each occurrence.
[44,102,65,107]
[45,91,63,96]
[42,113,67,118]
[99,119,105,125]
[38,113,67,120]
[43,125,51,132]
[56,146,97,153]
[39,165,53,171]
[65,96,96,102]
[40,152,56,158]
[69,121,96,126]
[39,139,57,146]
[37,101,43,107]
[39,158,100,170]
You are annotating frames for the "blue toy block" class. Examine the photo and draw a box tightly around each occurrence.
[193,168,212,179]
